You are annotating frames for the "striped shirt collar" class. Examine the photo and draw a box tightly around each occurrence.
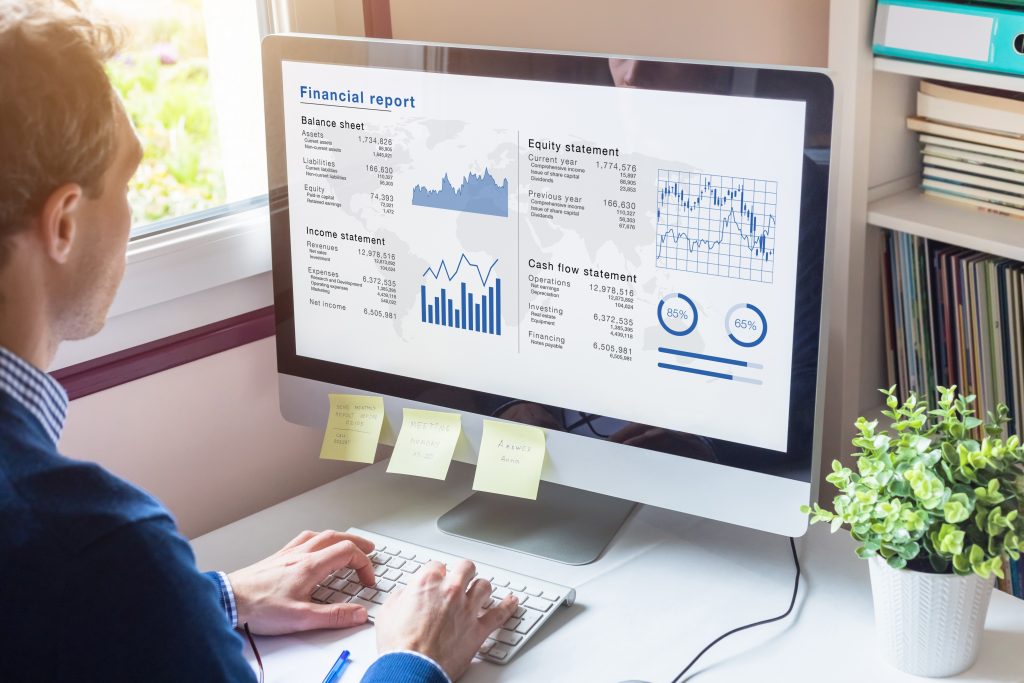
[0,345,68,446]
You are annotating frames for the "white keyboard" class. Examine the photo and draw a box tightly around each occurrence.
[310,527,575,664]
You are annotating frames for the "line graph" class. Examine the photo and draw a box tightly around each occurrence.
[422,253,498,287]
[421,254,501,335]
[655,170,777,283]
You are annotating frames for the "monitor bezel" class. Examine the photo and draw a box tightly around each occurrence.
[262,34,833,510]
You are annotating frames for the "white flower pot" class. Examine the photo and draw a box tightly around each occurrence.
[868,556,993,677]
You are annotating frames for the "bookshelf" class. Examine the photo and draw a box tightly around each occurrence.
[874,56,1024,94]
[867,189,1024,262]
[829,1,1023,599]
[824,1,1024,462]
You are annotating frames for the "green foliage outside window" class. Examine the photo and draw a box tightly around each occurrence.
[100,0,226,225]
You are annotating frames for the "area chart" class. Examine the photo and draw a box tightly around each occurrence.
[411,168,509,218]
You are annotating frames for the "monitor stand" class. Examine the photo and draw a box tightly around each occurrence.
[437,481,636,565]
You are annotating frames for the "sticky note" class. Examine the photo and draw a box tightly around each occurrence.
[319,394,385,463]
[472,420,546,500]
[386,408,461,480]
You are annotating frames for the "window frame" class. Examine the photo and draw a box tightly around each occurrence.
[53,0,389,373]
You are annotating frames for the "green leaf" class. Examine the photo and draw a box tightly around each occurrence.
[936,524,965,556]
[942,493,972,524]
[887,554,908,570]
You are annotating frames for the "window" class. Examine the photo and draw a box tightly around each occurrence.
[93,0,268,237]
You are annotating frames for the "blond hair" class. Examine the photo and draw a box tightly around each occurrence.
[0,1,122,256]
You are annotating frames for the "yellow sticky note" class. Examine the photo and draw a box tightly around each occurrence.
[472,420,546,500]
[319,394,385,463]
[387,408,461,480]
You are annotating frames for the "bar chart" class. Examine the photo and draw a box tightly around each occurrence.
[420,254,502,335]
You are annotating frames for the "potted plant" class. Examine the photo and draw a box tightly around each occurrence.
[803,386,1024,677]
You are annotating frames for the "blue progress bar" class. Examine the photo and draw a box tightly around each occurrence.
[658,347,763,369]
[657,362,763,384]
[657,362,734,380]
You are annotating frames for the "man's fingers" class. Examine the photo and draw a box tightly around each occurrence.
[446,559,476,592]
[479,594,519,632]
[302,602,369,630]
[416,560,446,585]
[277,529,318,553]
[310,540,376,586]
[299,530,375,554]
[467,578,492,611]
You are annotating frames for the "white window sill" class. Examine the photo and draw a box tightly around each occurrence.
[51,206,274,371]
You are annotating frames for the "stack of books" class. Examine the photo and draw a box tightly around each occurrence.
[881,230,1023,600]
[907,80,1024,218]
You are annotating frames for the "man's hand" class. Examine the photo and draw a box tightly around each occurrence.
[375,560,518,680]
[227,530,376,635]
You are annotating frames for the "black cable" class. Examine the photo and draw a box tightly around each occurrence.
[243,622,264,683]
[670,536,801,683]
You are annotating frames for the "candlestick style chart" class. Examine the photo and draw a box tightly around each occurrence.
[655,170,777,283]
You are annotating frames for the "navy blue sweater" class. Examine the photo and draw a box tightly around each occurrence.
[0,389,447,682]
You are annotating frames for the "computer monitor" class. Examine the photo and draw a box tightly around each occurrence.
[263,34,833,562]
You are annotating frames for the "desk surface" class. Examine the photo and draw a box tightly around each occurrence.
[192,461,1024,683]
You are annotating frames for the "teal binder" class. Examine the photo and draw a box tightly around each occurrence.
[874,0,1024,77]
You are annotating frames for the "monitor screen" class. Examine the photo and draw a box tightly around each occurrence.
[266,37,832,485]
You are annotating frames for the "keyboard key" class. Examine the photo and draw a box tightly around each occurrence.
[315,528,575,666]
[496,629,522,646]
[516,610,541,633]
[524,597,551,612]
[348,596,380,618]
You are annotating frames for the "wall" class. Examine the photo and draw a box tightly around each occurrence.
[389,0,829,67]
[59,338,362,539]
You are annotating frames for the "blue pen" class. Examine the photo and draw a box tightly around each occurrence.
[321,649,351,683]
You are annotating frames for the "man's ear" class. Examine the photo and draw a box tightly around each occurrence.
[36,183,83,264]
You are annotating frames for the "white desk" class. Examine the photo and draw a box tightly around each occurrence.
[192,461,1024,682]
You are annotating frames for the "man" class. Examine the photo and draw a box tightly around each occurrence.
[0,2,517,681]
